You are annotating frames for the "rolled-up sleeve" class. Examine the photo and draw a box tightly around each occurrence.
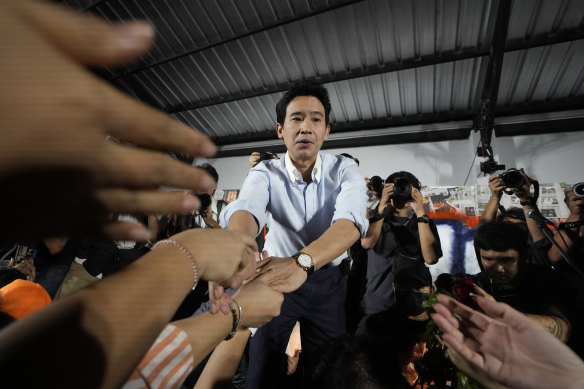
[331,164,369,238]
[219,168,270,236]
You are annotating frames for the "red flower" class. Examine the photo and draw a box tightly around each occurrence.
[451,277,479,310]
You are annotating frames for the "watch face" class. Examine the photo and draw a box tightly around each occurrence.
[298,253,313,267]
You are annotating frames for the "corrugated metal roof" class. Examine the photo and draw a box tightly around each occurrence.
[61,0,584,154]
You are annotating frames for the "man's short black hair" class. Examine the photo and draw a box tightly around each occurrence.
[386,171,421,190]
[276,80,332,126]
[497,207,526,222]
[197,163,218,184]
[474,221,529,261]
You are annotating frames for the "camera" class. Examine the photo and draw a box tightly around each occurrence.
[393,178,413,201]
[369,176,384,195]
[573,182,584,198]
[259,151,278,162]
[499,168,525,189]
[197,193,212,212]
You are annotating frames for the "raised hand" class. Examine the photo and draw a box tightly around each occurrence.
[0,0,217,242]
[432,294,584,389]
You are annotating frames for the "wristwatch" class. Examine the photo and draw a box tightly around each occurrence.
[292,251,315,275]
[417,215,430,223]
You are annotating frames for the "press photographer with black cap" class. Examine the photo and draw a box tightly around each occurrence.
[358,171,441,331]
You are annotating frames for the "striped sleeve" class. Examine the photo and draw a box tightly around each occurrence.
[122,324,195,389]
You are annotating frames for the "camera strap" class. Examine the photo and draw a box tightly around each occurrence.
[558,219,584,230]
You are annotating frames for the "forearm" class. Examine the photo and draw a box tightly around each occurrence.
[0,246,195,389]
[417,223,440,264]
[527,314,569,342]
[228,210,259,238]
[480,196,501,224]
[548,214,581,264]
[361,203,386,249]
[304,219,360,269]
[194,329,251,389]
[521,205,545,242]
[361,218,383,249]
[172,311,235,367]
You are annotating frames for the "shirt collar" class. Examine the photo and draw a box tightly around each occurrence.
[284,152,322,184]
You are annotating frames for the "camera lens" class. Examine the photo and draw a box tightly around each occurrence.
[573,182,584,198]
[393,178,413,201]
[197,193,212,211]
[500,169,524,189]
[370,176,384,194]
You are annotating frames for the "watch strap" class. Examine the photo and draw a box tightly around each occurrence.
[417,215,430,223]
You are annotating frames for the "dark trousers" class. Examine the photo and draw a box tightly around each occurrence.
[245,266,346,388]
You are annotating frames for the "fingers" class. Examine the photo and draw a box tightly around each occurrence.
[101,221,151,241]
[20,1,154,66]
[208,282,232,314]
[437,294,491,331]
[100,85,216,158]
[441,334,486,368]
[228,248,257,289]
[97,141,216,193]
[257,256,272,269]
[96,190,201,215]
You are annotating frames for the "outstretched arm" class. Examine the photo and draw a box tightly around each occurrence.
[0,229,257,389]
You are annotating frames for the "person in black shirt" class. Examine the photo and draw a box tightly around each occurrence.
[472,221,576,343]
[358,171,441,328]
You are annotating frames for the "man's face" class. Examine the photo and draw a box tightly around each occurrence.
[480,249,520,285]
[276,96,330,163]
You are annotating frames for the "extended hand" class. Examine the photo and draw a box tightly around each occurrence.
[432,294,584,389]
[0,0,217,242]
[255,256,308,293]
[233,278,284,328]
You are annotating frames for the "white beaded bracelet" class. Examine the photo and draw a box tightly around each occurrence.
[152,239,199,290]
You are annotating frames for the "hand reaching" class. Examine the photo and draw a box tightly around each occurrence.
[0,0,217,242]
[432,294,584,389]
[232,278,283,328]
[169,229,257,287]
[255,256,307,293]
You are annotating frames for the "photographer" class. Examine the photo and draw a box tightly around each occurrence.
[358,171,441,330]
[194,163,221,230]
[480,170,553,266]
[548,186,584,266]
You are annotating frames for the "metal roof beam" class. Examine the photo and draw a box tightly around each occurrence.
[472,0,512,155]
[166,29,584,114]
[108,0,366,80]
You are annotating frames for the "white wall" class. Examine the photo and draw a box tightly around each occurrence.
[195,130,584,191]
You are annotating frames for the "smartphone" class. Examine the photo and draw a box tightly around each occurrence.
[13,245,36,265]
